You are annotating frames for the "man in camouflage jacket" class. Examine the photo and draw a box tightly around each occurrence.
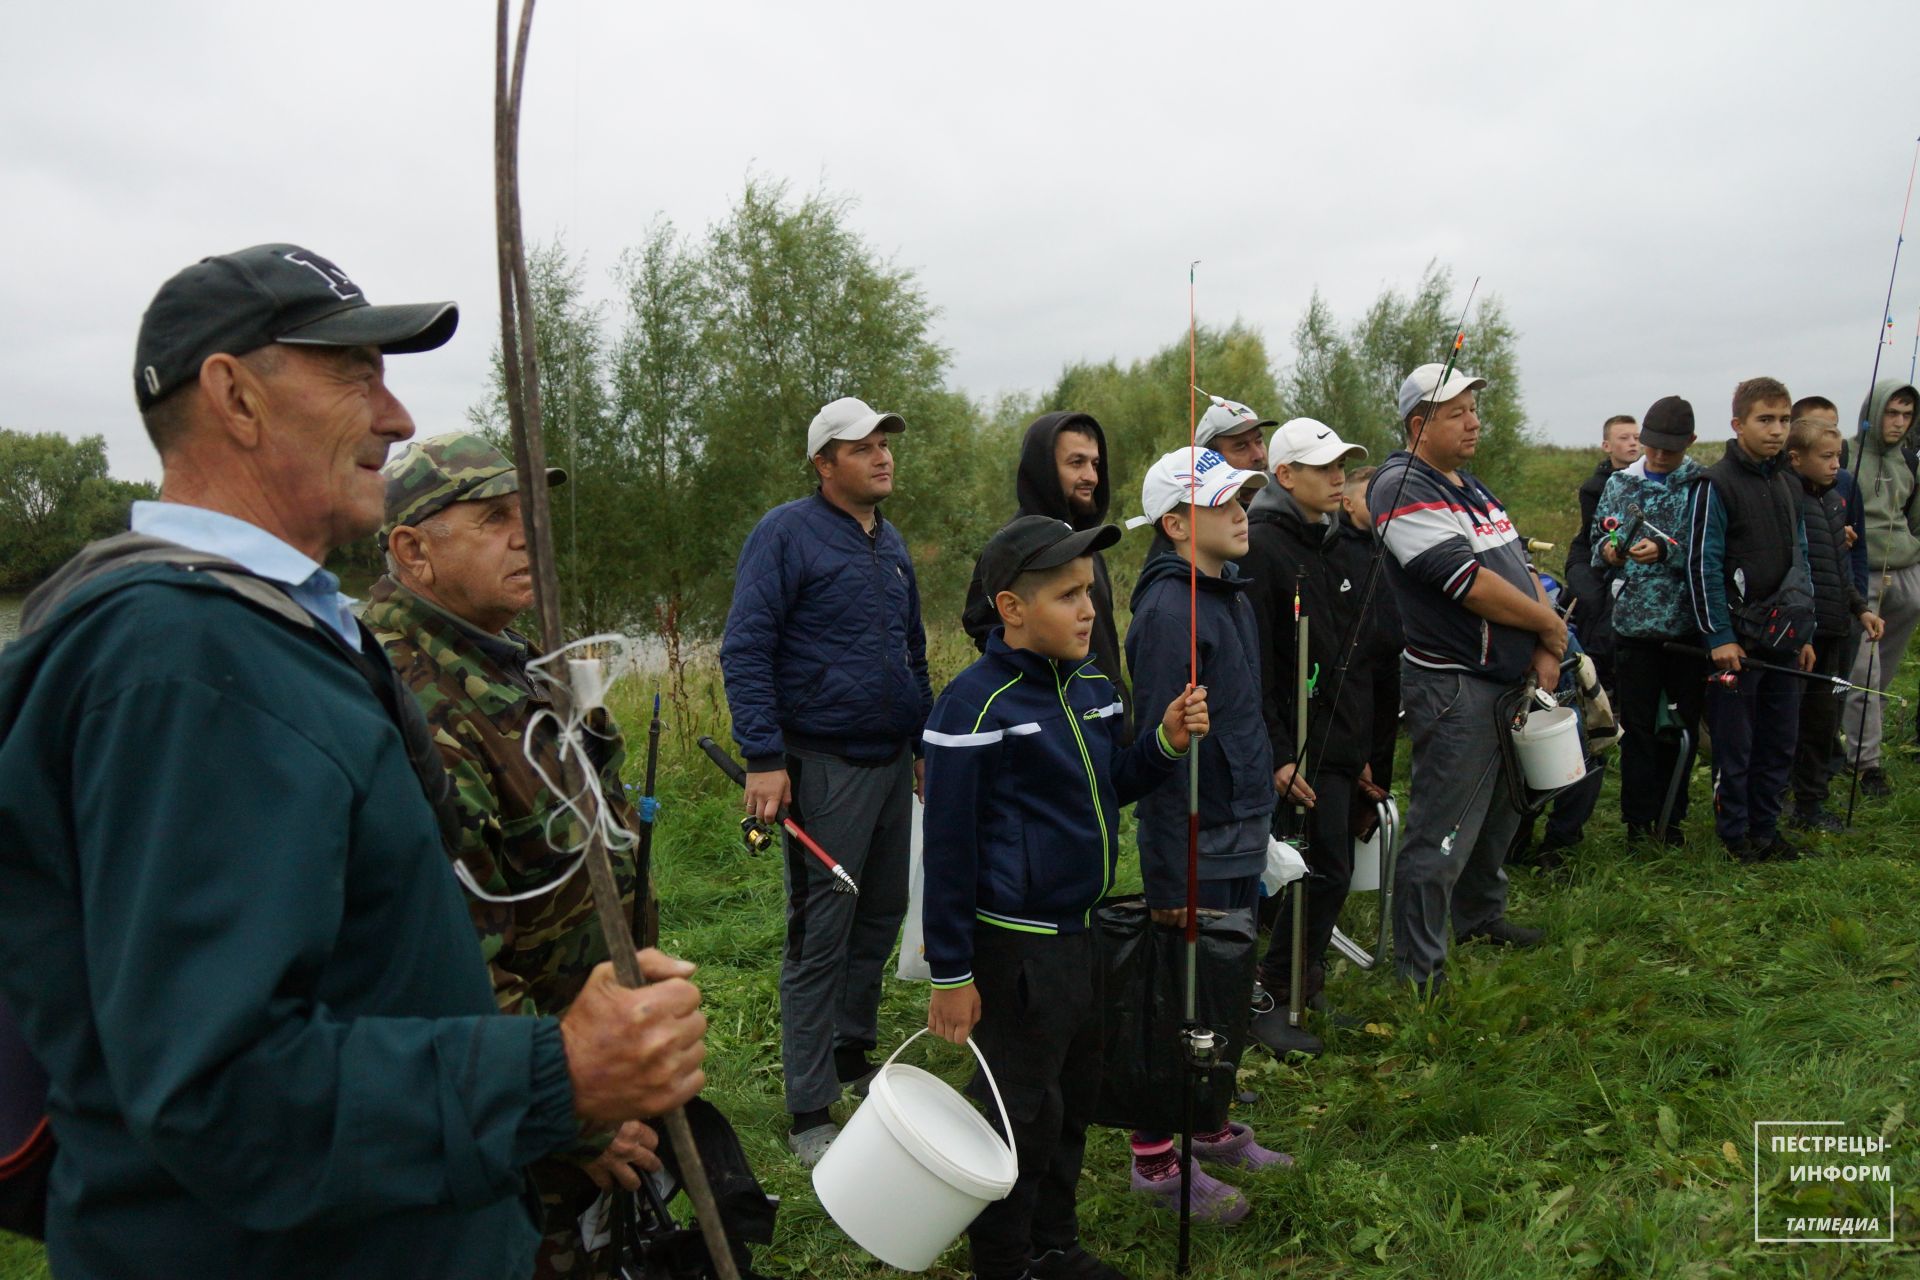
[368,431,653,1280]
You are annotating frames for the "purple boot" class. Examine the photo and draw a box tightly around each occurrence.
[1130,1158,1251,1224]
[1192,1122,1293,1171]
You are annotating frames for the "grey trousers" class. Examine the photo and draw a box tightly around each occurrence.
[1393,664,1524,986]
[780,745,914,1114]
[1843,561,1920,771]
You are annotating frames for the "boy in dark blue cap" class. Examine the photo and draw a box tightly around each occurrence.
[921,515,1206,1280]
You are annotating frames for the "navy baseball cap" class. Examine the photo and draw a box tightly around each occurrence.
[134,243,458,409]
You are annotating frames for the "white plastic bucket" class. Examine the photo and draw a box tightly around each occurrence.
[1513,705,1586,791]
[1349,797,1398,891]
[813,1029,1018,1271]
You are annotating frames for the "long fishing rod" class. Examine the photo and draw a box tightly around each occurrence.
[695,737,859,894]
[1299,277,1481,791]
[492,6,738,1276]
[1287,579,1309,1036]
[1912,304,1919,383]
[1178,258,1203,1278]
[1846,135,1920,831]
[633,692,662,947]
[1667,643,1910,705]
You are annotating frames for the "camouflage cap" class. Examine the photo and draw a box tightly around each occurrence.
[379,431,567,546]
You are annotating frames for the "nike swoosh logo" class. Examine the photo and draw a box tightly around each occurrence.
[1314,430,1331,439]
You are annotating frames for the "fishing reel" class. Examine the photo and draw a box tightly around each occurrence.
[738,817,775,855]
[1707,670,1741,689]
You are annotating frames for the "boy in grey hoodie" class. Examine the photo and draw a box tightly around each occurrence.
[1841,378,1920,795]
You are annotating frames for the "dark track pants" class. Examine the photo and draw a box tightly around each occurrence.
[1705,659,1803,844]
[966,928,1102,1280]
[1264,769,1357,991]
[780,745,912,1114]
[1614,637,1706,830]
[1792,636,1847,809]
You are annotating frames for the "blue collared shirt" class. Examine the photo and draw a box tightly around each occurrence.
[129,501,361,650]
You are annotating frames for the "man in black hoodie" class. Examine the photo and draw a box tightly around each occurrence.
[964,413,1132,734]
[1242,419,1381,1019]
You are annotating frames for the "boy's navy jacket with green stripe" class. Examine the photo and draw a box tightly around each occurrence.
[919,631,1184,988]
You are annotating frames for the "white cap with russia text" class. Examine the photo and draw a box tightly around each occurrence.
[1127,446,1268,529]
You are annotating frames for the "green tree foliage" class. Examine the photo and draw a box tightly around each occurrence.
[1280,262,1531,491]
[1038,322,1282,530]
[0,430,155,589]
[476,179,998,643]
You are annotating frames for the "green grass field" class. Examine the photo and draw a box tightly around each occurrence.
[8,445,1918,1277]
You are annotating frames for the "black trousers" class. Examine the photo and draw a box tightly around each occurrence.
[966,928,1102,1279]
[1262,769,1357,993]
[1613,637,1706,829]
[1792,635,1847,807]
[1705,658,1803,843]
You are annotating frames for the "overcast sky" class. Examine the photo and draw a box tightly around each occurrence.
[6,1,1920,484]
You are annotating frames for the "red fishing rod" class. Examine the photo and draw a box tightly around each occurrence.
[1177,260,1205,1276]
[697,736,858,894]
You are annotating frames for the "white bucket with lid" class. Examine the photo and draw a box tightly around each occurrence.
[1513,705,1586,791]
[812,1028,1019,1271]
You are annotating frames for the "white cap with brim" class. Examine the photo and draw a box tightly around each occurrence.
[806,396,906,459]
[1270,417,1369,467]
[1397,363,1488,420]
[1195,396,1277,448]
[1126,446,1269,529]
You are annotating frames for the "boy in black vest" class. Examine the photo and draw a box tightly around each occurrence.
[1684,377,1818,862]
[1784,412,1884,831]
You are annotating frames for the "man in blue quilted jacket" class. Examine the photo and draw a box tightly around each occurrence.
[720,397,934,1164]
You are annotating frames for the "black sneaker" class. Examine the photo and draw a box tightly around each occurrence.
[1787,805,1843,834]
[1727,836,1767,864]
[1857,768,1893,799]
[1031,1244,1132,1279]
[1249,1006,1325,1057]
[1756,833,1805,862]
[1460,918,1544,947]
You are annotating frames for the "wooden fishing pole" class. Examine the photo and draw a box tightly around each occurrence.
[493,5,738,1276]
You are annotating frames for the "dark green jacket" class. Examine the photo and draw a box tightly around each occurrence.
[0,548,577,1278]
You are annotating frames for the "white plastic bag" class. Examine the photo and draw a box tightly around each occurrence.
[896,797,930,981]
[1260,837,1309,897]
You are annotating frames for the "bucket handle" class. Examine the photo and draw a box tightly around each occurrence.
[885,1029,1016,1161]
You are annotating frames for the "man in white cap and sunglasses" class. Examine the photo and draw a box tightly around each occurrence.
[1369,365,1561,994]
[720,396,933,1164]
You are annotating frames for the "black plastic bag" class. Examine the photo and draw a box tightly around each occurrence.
[1090,899,1255,1135]
[613,1096,776,1279]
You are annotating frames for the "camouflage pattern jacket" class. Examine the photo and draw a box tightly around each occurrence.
[365,577,640,1021]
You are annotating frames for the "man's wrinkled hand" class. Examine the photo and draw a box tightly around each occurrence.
[560,951,708,1128]
[583,1120,662,1192]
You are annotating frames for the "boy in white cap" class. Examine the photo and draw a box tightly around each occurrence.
[1371,365,1560,992]
[1122,446,1290,1223]
[1241,419,1384,1029]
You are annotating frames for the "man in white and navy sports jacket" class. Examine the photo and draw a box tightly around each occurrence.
[1369,364,1567,991]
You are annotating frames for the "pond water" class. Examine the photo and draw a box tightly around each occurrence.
[0,594,20,648]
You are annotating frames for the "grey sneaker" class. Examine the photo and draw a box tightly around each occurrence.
[786,1122,840,1167]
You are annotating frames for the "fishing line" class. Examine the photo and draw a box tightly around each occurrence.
[1300,277,1480,780]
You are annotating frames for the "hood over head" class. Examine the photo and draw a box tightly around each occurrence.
[1016,411,1110,529]
[1859,377,1920,456]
